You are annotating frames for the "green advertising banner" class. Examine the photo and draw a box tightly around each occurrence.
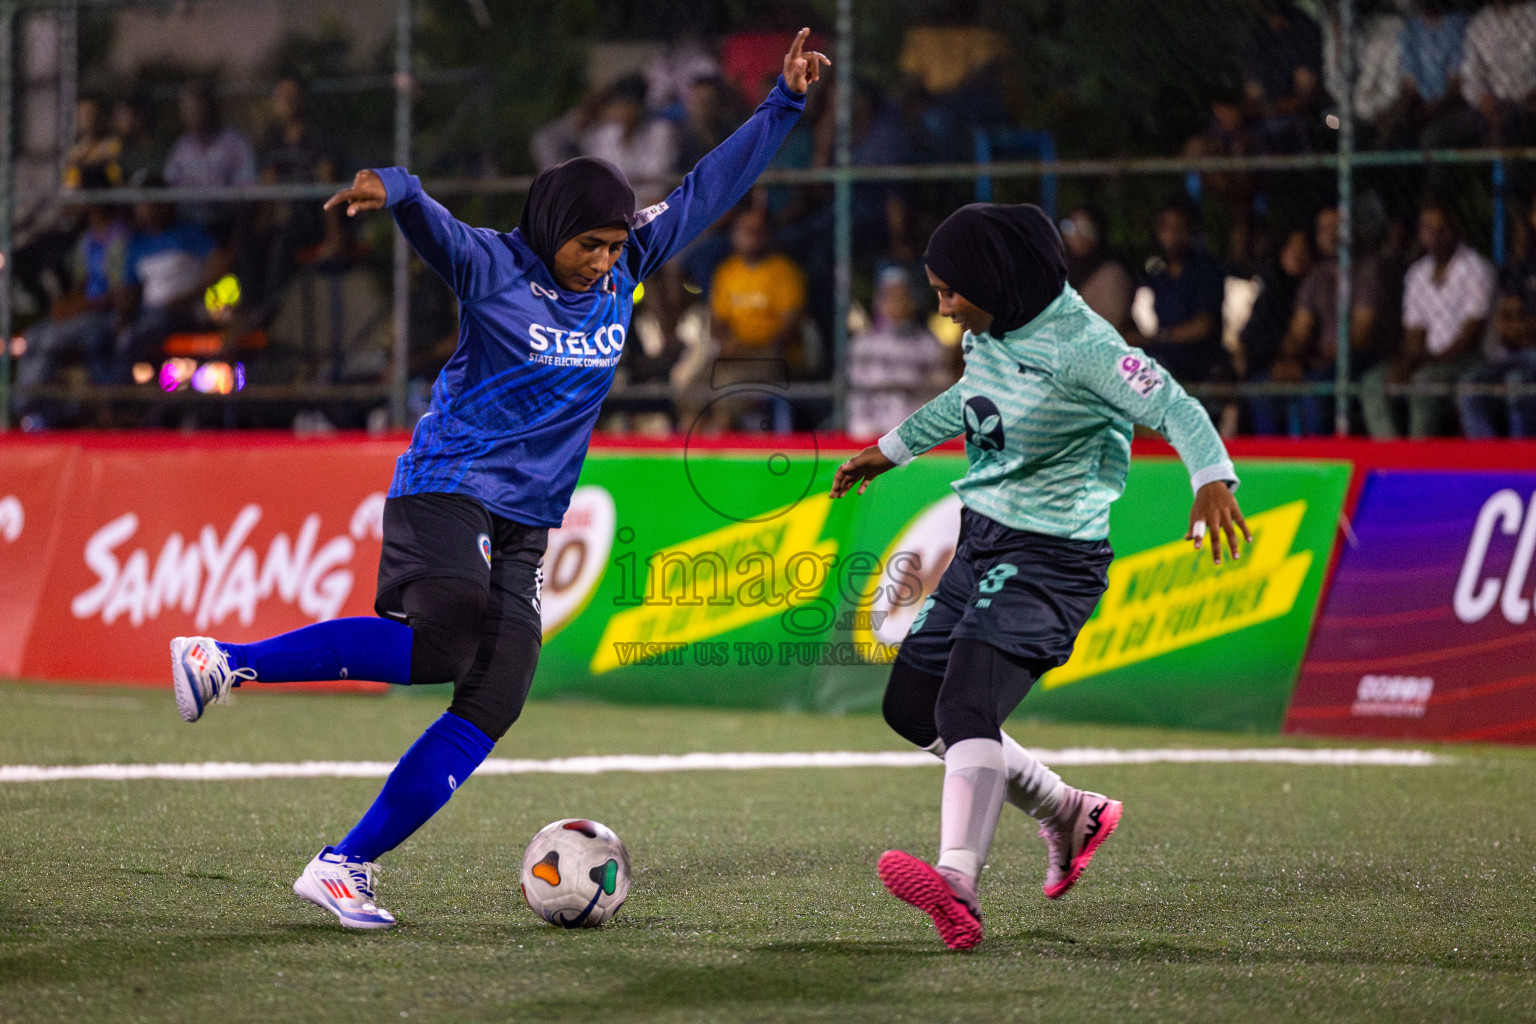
[528,449,1349,733]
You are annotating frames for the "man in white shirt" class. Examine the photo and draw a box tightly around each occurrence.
[1457,0,1536,144]
[1361,201,1495,437]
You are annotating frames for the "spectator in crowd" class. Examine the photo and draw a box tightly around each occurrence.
[13,170,130,426]
[676,74,747,171]
[847,265,952,438]
[580,74,679,206]
[63,95,122,189]
[252,77,337,304]
[1461,194,1536,437]
[164,80,257,233]
[1323,7,1406,143]
[711,205,807,362]
[1140,199,1227,384]
[112,95,162,186]
[1240,0,1325,154]
[531,88,604,171]
[113,178,233,379]
[897,4,1013,160]
[1377,0,1470,148]
[1361,200,1495,438]
[705,206,807,431]
[1183,87,1262,270]
[643,35,722,119]
[1243,225,1314,435]
[1449,0,1536,147]
[1268,205,1395,435]
[1061,205,1133,336]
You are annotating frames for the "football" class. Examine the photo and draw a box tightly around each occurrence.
[519,818,631,928]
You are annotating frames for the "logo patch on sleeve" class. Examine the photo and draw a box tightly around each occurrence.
[631,201,669,228]
[478,533,492,568]
[1117,355,1164,398]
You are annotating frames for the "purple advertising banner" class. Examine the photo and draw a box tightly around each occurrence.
[1287,470,1536,745]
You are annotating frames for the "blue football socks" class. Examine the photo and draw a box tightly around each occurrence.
[335,712,495,863]
[218,617,413,685]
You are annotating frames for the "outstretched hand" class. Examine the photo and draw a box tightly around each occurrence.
[782,28,831,94]
[323,169,387,218]
[1187,481,1252,566]
[830,445,895,499]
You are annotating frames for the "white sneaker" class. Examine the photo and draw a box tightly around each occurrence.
[169,636,253,723]
[293,847,396,930]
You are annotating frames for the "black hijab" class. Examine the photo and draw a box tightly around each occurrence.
[923,203,1067,337]
[517,157,636,271]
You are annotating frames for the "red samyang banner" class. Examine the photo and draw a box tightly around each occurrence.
[2,437,403,688]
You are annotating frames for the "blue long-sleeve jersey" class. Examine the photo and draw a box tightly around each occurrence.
[377,77,806,527]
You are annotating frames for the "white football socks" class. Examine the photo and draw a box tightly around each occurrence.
[923,732,1066,821]
[1001,731,1066,820]
[935,738,1007,882]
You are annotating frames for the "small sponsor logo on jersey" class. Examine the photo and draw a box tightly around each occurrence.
[963,396,1005,452]
[1351,675,1433,718]
[530,282,560,301]
[1117,355,1164,397]
[631,200,668,228]
[478,533,492,568]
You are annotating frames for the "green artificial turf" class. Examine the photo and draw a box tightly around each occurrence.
[1,681,1533,1023]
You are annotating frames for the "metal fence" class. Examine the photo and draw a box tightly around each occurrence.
[2,0,1534,435]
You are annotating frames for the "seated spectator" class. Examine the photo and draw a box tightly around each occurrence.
[1461,194,1536,437]
[13,171,130,426]
[1267,206,1395,434]
[581,75,679,206]
[1182,88,1261,270]
[1323,8,1405,144]
[847,266,952,439]
[644,35,721,120]
[1360,200,1495,438]
[1449,0,1536,148]
[711,206,807,361]
[164,80,256,233]
[897,11,1013,159]
[114,179,233,379]
[531,88,604,171]
[112,94,162,187]
[706,207,807,431]
[1240,0,1325,154]
[1243,226,1315,435]
[63,94,122,189]
[252,77,337,304]
[1140,199,1228,385]
[1061,206,1134,336]
[1376,1,1470,149]
[676,74,747,171]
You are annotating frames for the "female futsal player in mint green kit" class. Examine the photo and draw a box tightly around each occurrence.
[832,203,1249,950]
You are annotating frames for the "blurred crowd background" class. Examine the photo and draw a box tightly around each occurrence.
[5,0,1536,439]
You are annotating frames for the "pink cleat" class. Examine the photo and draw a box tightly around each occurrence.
[1039,787,1122,899]
[877,850,983,951]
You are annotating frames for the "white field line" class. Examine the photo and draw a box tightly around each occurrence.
[0,747,1446,783]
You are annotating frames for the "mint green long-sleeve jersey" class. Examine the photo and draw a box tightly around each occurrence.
[876,286,1237,542]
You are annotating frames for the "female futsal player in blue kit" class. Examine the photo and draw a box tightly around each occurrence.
[166,32,828,929]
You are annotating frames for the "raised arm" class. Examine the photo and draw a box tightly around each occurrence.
[627,30,827,280]
[325,168,509,303]
[1067,340,1250,563]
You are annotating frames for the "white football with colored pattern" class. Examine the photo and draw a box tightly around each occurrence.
[519,818,631,928]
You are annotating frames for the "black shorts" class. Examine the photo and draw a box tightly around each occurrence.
[896,507,1113,677]
[375,492,548,637]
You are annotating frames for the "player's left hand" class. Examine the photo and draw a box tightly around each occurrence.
[1187,481,1251,566]
[831,445,895,498]
[782,28,831,94]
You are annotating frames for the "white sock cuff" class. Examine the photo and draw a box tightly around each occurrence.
[944,737,1004,772]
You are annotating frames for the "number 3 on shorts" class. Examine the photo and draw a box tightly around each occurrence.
[978,562,1019,594]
